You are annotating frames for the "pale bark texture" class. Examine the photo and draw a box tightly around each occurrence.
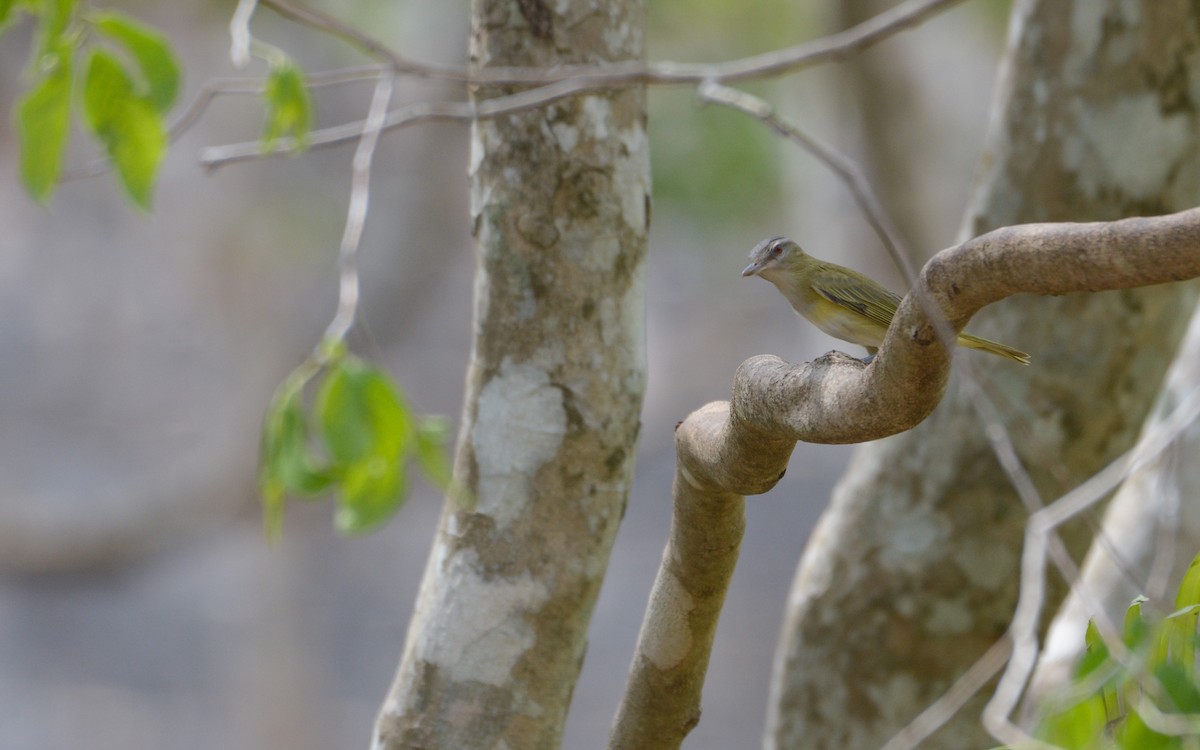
[767,2,1200,748]
[371,1,649,748]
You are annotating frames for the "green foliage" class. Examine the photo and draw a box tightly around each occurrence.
[17,40,72,202]
[1026,552,1200,750]
[261,60,312,153]
[89,10,180,113]
[82,48,168,208]
[259,347,453,541]
[6,0,179,208]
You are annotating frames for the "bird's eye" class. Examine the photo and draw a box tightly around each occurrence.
[770,243,782,256]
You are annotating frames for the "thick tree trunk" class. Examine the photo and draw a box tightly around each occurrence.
[371,1,649,748]
[767,1,1200,748]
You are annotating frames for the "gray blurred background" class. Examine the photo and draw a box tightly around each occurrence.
[0,1,1010,747]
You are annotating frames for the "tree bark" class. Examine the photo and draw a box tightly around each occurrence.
[371,1,649,748]
[767,1,1200,748]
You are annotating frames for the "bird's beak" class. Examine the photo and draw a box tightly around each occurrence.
[741,261,762,277]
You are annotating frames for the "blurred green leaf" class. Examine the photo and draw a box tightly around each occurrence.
[415,416,452,488]
[261,474,285,544]
[258,354,444,537]
[259,368,339,540]
[1160,604,1200,670]
[1155,661,1200,715]
[316,358,412,534]
[1176,553,1200,609]
[316,357,410,463]
[262,60,312,153]
[270,397,337,495]
[0,0,18,30]
[336,456,406,534]
[1125,595,1150,648]
[16,47,72,202]
[82,48,167,209]
[1036,693,1108,750]
[37,0,76,55]
[1118,707,1177,750]
[90,10,180,113]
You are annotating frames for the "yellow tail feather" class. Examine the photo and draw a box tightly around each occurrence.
[957,333,1031,365]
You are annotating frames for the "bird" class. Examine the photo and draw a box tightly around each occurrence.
[741,236,1030,365]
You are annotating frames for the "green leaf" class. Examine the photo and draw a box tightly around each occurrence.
[0,0,18,30]
[259,375,336,496]
[89,10,180,113]
[16,49,72,202]
[316,358,412,534]
[336,456,406,534]
[1154,661,1200,714]
[82,48,167,209]
[1176,552,1200,609]
[316,357,411,464]
[261,474,285,543]
[262,60,312,152]
[415,416,452,488]
[1035,693,1109,750]
[1160,605,1200,669]
[1118,707,1177,750]
[1079,619,1112,678]
[1125,596,1151,648]
[36,0,76,55]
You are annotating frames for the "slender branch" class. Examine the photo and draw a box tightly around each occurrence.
[607,405,753,750]
[229,0,259,69]
[260,0,455,77]
[879,636,1013,750]
[199,75,631,169]
[198,0,972,167]
[320,72,393,350]
[259,0,971,86]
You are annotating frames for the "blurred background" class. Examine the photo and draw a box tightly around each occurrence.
[0,0,1011,747]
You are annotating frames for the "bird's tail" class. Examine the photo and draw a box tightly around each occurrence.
[957,333,1031,365]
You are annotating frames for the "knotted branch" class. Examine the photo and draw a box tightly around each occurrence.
[608,207,1200,749]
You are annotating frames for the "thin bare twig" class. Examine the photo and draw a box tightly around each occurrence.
[259,0,452,77]
[200,75,628,168]
[198,0,972,167]
[229,0,259,69]
[259,0,971,86]
[321,72,394,350]
[880,636,1013,750]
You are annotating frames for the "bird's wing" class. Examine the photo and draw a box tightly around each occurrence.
[811,267,902,329]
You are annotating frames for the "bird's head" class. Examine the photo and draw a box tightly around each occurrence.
[741,237,807,280]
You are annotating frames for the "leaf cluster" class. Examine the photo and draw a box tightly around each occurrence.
[7,0,179,208]
[259,345,453,540]
[1028,553,1200,750]
[7,0,314,209]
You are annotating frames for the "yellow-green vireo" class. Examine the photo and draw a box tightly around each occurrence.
[742,237,1030,365]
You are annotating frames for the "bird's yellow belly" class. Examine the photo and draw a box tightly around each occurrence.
[798,299,887,349]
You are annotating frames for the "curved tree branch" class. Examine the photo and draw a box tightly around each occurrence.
[609,207,1200,747]
[734,208,1200,447]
